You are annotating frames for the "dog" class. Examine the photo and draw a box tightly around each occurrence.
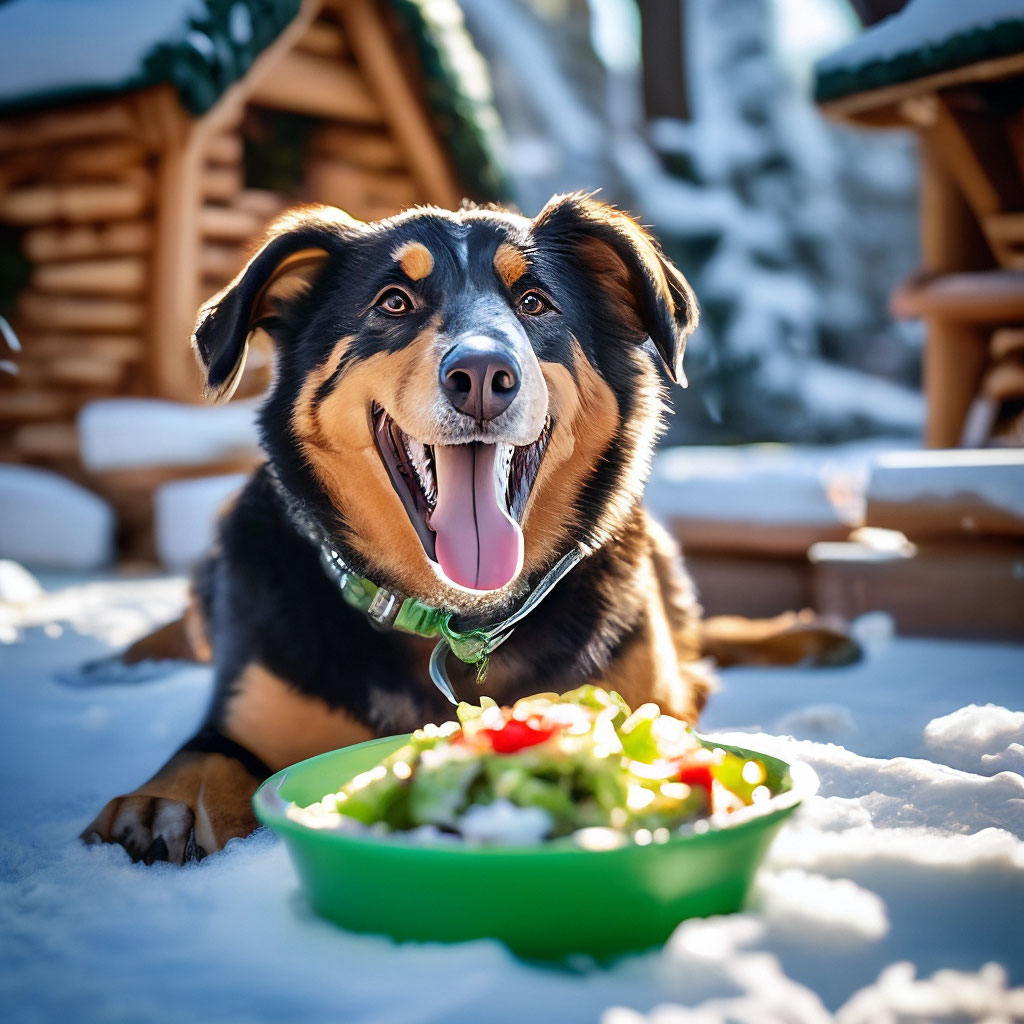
[81,193,854,865]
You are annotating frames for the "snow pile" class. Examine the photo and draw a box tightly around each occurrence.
[647,441,908,532]
[1,574,1022,1023]
[77,398,260,472]
[0,464,114,570]
[154,472,248,569]
[837,962,1024,1024]
[869,449,1024,520]
[924,704,1024,777]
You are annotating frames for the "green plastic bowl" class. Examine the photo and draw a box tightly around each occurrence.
[253,734,815,959]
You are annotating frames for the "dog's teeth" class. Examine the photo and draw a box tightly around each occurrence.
[494,442,515,511]
[402,433,436,506]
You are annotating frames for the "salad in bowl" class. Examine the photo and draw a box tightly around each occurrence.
[255,687,813,956]
[285,686,774,847]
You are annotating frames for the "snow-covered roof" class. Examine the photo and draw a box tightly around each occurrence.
[0,0,508,200]
[0,0,301,116]
[815,0,1024,103]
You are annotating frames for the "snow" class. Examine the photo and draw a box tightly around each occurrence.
[0,0,204,110]
[0,463,114,570]
[1,571,1022,1022]
[816,0,1024,79]
[459,0,924,445]
[868,450,1024,519]
[647,441,909,529]
[77,398,260,472]
[154,473,248,569]
[924,705,1024,776]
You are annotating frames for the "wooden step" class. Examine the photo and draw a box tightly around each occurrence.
[811,537,1024,642]
[865,449,1024,539]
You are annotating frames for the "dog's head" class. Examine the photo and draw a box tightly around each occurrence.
[192,193,696,613]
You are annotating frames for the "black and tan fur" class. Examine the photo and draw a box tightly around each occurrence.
[82,194,854,865]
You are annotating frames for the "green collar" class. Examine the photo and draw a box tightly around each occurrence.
[266,466,584,704]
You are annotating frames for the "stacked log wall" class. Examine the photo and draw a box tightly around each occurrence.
[0,102,156,473]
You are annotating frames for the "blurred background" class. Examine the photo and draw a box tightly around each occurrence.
[0,0,1021,640]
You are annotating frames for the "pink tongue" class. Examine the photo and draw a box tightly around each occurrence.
[429,443,523,591]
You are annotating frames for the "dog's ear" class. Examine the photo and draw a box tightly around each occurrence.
[532,193,697,385]
[191,206,364,401]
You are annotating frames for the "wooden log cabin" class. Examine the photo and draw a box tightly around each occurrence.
[815,0,1024,449]
[0,0,505,544]
[809,1,1024,641]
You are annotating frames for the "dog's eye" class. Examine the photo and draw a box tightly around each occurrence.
[376,288,412,315]
[517,291,551,316]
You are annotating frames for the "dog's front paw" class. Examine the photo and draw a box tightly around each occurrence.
[81,748,262,865]
[81,795,203,865]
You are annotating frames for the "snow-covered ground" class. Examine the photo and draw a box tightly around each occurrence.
[1,572,1022,1023]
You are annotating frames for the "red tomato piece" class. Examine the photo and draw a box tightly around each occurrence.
[483,719,556,753]
[676,762,715,793]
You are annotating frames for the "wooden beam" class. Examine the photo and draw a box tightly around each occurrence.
[44,356,129,388]
[296,18,350,60]
[137,2,320,401]
[205,132,244,167]
[137,87,204,402]
[19,291,146,331]
[819,50,1024,126]
[0,173,153,225]
[26,334,144,363]
[339,0,462,207]
[198,204,266,242]
[249,48,384,123]
[32,256,147,296]
[913,136,992,448]
[201,164,244,203]
[59,140,148,179]
[200,243,245,280]
[983,359,1024,401]
[12,421,79,459]
[892,270,1024,322]
[0,101,135,153]
[23,221,153,263]
[928,96,1024,267]
[311,124,405,171]
[234,189,286,218]
[306,158,419,213]
[0,390,68,421]
[991,327,1024,360]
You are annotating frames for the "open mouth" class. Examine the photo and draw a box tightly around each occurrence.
[372,404,552,592]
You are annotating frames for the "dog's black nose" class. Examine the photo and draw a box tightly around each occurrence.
[439,337,521,422]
